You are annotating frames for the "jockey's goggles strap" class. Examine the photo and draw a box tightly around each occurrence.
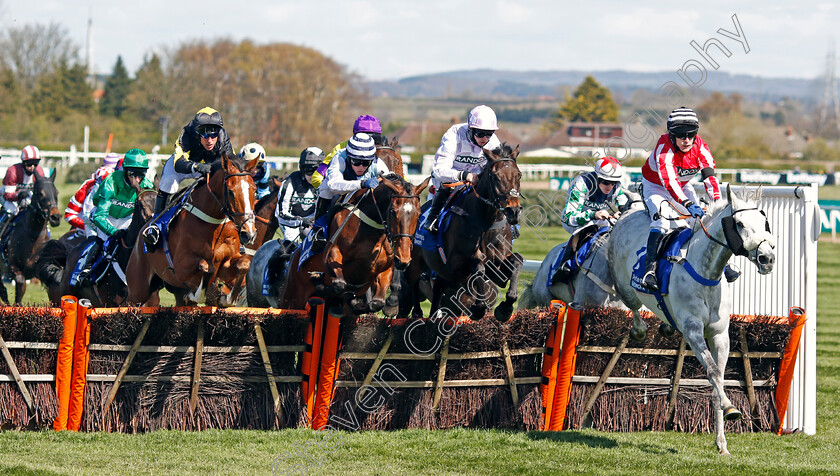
[184,203,229,225]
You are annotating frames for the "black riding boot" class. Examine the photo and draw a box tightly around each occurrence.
[423,187,452,233]
[642,231,664,291]
[142,192,171,250]
[311,197,331,251]
[76,238,103,286]
[558,239,576,274]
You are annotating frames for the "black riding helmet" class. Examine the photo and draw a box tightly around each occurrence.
[192,107,224,136]
[299,147,324,175]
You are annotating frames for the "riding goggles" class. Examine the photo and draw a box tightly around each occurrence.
[126,169,147,178]
[598,178,618,186]
[674,132,697,140]
[472,129,494,139]
[349,157,373,167]
[23,160,40,167]
[198,127,221,139]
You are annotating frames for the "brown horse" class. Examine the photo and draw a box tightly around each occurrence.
[279,173,429,314]
[399,143,522,320]
[376,137,404,178]
[126,154,258,306]
[0,171,62,304]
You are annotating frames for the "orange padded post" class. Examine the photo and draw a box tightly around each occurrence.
[68,299,92,431]
[312,306,343,430]
[548,301,582,431]
[776,306,807,434]
[53,296,78,431]
[542,300,567,430]
[300,297,325,422]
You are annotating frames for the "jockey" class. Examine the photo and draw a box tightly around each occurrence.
[276,146,323,243]
[311,133,390,250]
[311,114,387,189]
[239,143,272,200]
[640,106,737,291]
[556,156,628,275]
[64,152,121,232]
[0,145,47,240]
[423,105,502,234]
[142,107,234,250]
[76,149,153,286]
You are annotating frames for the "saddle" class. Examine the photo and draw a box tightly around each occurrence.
[547,224,609,287]
[414,186,470,257]
[144,180,202,253]
[630,227,691,295]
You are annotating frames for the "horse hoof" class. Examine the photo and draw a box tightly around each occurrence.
[723,406,742,421]
[382,303,399,318]
[349,298,366,312]
[369,299,385,313]
[629,328,647,342]
[658,323,676,338]
[494,301,513,322]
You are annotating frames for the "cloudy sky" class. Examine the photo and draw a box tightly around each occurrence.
[1,1,835,82]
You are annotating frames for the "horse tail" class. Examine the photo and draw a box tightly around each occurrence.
[34,239,68,287]
[517,281,538,310]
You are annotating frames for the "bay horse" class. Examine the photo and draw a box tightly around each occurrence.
[608,185,775,455]
[476,210,524,321]
[399,143,522,321]
[55,189,157,307]
[126,154,259,307]
[279,173,428,314]
[0,171,61,304]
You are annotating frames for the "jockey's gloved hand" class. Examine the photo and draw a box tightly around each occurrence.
[15,190,30,200]
[683,200,705,218]
[112,228,128,242]
[301,216,314,227]
[364,177,380,189]
[193,162,212,175]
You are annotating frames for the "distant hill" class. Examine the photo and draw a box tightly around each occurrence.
[366,69,820,102]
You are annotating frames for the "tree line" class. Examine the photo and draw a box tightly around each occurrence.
[0,22,367,155]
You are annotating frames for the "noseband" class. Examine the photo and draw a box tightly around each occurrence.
[369,184,420,247]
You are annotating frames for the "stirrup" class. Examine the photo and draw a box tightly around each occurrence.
[642,268,658,291]
[142,226,160,248]
[424,216,439,233]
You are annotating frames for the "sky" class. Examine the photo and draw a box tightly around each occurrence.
[1,1,836,82]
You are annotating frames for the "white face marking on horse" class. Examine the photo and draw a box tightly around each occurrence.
[239,181,253,215]
[402,203,414,215]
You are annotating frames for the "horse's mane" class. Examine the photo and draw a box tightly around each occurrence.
[488,142,517,159]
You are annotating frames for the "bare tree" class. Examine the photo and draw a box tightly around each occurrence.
[0,22,79,93]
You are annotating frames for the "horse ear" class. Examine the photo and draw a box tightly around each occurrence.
[49,168,56,181]
[415,176,431,195]
[391,136,399,149]
[381,177,400,194]
[725,183,733,204]
[483,148,498,163]
[511,145,520,160]
[221,153,230,170]
[245,156,260,172]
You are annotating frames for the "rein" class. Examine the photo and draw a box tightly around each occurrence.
[203,170,256,226]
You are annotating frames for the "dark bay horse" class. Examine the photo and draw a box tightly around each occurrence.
[54,190,157,307]
[399,143,522,320]
[279,173,428,314]
[219,176,282,305]
[476,210,524,321]
[0,171,61,304]
[126,154,259,307]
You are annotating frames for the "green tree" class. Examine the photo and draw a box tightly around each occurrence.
[0,22,78,94]
[549,75,618,129]
[0,67,21,114]
[100,56,131,117]
[29,61,92,120]
[126,54,168,124]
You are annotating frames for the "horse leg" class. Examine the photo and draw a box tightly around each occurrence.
[681,317,737,455]
[325,246,347,296]
[383,267,401,317]
[367,268,393,314]
[13,270,26,305]
[494,253,523,322]
[708,324,740,455]
[630,309,648,342]
[0,281,9,305]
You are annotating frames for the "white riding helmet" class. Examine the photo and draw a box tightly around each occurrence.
[595,156,624,182]
[238,143,266,163]
[467,105,498,131]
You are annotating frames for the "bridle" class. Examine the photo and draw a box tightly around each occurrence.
[30,177,57,221]
[203,167,256,227]
[370,181,420,247]
[475,157,520,210]
[693,205,773,257]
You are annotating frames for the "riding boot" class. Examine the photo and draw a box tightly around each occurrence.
[558,240,576,275]
[76,239,103,286]
[311,197,331,252]
[642,230,664,291]
[723,264,741,283]
[423,187,452,233]
[142,192,170,250]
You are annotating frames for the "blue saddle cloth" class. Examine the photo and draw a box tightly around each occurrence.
[546,226,609,288]
[69,235,120,286]
[630,228,692,295]
[297,214,329,271]
[413,187,469,259]
[263,242,297,296]
[143,187,194,254]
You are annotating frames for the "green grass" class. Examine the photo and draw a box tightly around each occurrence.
[1,185,840,475]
